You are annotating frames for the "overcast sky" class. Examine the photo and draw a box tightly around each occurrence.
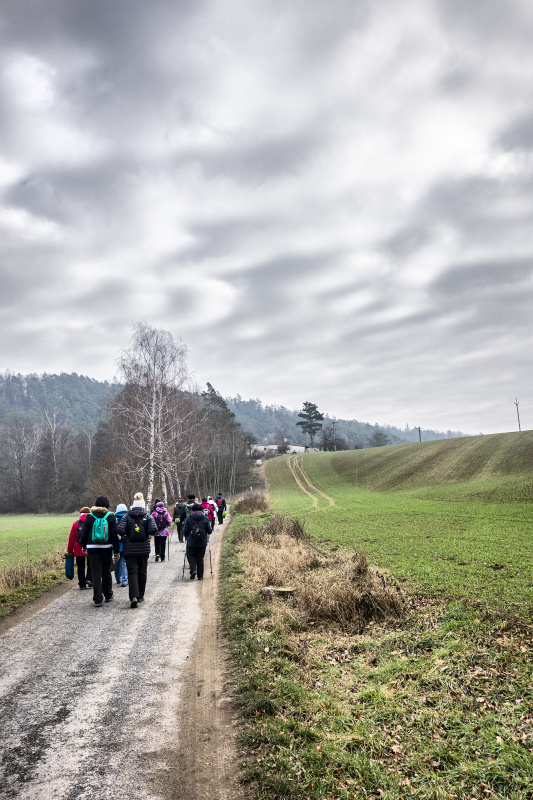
[0,0,532,435]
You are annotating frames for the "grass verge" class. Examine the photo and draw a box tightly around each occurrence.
[222,512,533,800]
[0,514,75,618]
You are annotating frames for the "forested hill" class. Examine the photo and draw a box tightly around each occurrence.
[0,371,466,445]
[225,396,467,448]
[0,371,118,431]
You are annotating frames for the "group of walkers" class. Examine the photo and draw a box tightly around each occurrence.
[66,491,227,608]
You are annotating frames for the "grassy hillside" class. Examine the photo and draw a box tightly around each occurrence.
[269,430,533,502]
[265,433,533,608]
[219,434,533,798]
[327,431,533,502]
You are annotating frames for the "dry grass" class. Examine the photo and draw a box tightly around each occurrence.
[0,555,63,594]
[232,489,270,515]
[237,515,406,632]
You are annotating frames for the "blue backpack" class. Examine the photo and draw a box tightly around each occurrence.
[89,512,111,544]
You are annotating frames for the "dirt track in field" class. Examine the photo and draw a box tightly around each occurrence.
[0,518,251,800]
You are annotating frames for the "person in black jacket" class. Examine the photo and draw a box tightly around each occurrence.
[117,492,157,608]
[173,497,186,542]
[80,495,119,608]
[214,493,227,525]
[183,503,211,580]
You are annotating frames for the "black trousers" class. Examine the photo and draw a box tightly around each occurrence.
[175,521,184,542]
[125,554,149,601]
[217,509,224,524]
[75,555,92,588]
[154,536,167,560]
[187,545,207,579]
[87,549,113,604]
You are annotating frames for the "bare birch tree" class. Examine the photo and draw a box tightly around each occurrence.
[114,323,191,507]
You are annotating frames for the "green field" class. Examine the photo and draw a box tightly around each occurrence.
[223,431,533,800]
[0,514,76,570]
[266,434,533,613]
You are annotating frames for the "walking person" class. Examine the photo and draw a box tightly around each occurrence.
[180,493,199,572]
[152,500,172,561]
[215,492,227,525]
[173,497,186,542]
[201,497,216,530]
[79,495,119,608]
[66,506,92,590]
[207,496,217,519]
[117,492,157,608]
[114,503,129,587]
[183,502,211,580]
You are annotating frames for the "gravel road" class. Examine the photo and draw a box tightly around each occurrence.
[0,534,209,800]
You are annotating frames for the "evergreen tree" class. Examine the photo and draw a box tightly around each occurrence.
[296,402,324,447]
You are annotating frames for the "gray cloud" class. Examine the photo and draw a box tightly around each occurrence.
[498,114,533,152]
[0,0,533,435]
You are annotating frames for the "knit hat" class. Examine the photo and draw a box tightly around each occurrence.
[132,492,145,509]
[95,495,109,509]
[116,503,128,513]
[187,493,196,499]
[156,501,164,508]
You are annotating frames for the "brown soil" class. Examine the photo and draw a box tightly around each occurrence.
[171,525,253,800]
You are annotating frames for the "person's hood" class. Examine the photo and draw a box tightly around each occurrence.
[190,511,207,521]
[90,506,112,517]
[128,507,147,518]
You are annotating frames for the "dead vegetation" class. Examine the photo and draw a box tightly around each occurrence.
[0,555,62,595]
[232,489,270,515]
[236,514,406,632]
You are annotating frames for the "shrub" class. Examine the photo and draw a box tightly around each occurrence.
[236,515,405,632]
[232,490,270,515]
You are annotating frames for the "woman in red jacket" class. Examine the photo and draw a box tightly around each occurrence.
[201,497,216,529]
[67,507,92,589]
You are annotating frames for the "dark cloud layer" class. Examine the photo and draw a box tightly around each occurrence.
[0,0,532,434]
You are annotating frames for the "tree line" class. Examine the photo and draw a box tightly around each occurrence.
[0,325,254,514]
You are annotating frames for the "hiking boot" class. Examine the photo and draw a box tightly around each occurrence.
[160,558,165,562]
[138,596,145,602]
[130,598,138,608]
[86,581,92,588]
[155,555,160,562]
[94,602,103,607]
[190,572,196,580]
[105,594,114,602]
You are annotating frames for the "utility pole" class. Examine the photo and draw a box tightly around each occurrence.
[417,426,422,442]
[332,418,337,451]
[515,398,521,432]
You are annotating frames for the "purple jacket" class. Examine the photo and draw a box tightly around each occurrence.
[152,503,172,536]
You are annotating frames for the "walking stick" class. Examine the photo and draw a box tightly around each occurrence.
[208,534,212,575]
[167,523,173,562]
[182,545,187,580]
